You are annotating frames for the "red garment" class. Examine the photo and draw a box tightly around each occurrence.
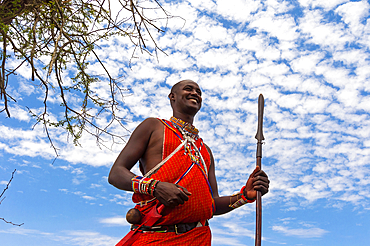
[132,226,211,246]
[131,119,214,245]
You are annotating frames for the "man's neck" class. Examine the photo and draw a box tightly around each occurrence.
[172,112,195,125]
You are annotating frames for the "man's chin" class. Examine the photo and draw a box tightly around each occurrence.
[187,100,201,108]
[180,105,200,116]
[188,105,201,114]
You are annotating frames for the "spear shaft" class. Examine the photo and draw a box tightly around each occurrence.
[255,94,264,246]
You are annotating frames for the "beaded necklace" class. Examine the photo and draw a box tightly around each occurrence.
[170,116,199,140]
[169,117,208,176]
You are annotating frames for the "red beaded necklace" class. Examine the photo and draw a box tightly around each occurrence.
[170,116,199,140]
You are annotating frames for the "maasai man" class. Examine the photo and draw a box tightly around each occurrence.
[108,80,270,245]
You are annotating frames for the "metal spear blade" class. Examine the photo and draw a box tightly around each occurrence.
[255,94,265,159]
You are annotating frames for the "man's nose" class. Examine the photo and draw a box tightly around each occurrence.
[190,89,200,96]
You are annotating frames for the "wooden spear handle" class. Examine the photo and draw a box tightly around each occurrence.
[255,94,264,246]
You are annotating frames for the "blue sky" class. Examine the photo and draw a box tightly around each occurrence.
[1,0,370,245]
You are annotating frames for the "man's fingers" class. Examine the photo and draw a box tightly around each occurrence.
[253,181,269,190]
[253,170,270,187]
[177,185,192,196]
[253,179,269,195]
[253,176,270,184]
[254,185,269,195]
[154,182,192,207]
[255,169,268,178]
[250,166,261,178]
[163,196,181,207]
[253,178,269,188]
[159,197,173,207]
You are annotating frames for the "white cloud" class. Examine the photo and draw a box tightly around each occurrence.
[193,17,235,46]
[250,13,299,42]
[298,0,348,10]
[291,52,324,74]
[82,195,96,200]
[215,0,261,22]
[299,9,352,51]
[63,230,119,246]
[212,236,246,246]
[336,0,370,35]
[196,48,241,73]
[272,225,328,238]
[99,216,129,226]
[0,227,119,246]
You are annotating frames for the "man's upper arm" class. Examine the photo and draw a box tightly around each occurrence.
[113,118,157,170]
[205,144,219,198]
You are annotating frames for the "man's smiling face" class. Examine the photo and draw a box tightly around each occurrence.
[169,80,202,115]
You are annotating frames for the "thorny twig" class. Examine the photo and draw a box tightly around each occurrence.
[0,169,24,226]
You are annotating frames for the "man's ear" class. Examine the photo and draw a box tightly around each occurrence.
[168,92,175,102]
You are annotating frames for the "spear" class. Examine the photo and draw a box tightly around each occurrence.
[255,94,264,246]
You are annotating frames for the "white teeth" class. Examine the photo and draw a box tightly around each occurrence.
[189,99,197,103]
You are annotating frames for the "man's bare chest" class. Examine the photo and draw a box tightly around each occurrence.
[140,124,165,174]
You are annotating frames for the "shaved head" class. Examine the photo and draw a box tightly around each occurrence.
[170,79,197,95]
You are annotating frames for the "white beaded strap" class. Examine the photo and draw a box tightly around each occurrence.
[177,127,208,176]
[190,140,208,176]
[144,138,187,178]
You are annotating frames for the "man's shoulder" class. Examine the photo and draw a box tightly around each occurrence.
[141,117,164,124]
[130,118,164,139]
[142,117,160,123]
[138,117,163,130]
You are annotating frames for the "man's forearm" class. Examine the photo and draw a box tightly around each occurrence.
[214,193,255,215]
[108,165,136,191]
[214,196,236,215]
[213,196,238,215]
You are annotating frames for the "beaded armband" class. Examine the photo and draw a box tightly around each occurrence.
[131,176,160,196]
[229,186,256,209]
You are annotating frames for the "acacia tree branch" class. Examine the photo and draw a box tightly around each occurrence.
[0,29,11,117]
[0,217,24,226]
[0,0,178,153]
[0,169,24,227]
[47,0,64,76]
[6,32,58,156]
[0,169,16,199]
[30,11,39,81]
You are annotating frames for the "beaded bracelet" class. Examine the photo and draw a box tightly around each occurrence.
[132,176,143,193]
[149,180,160,196]
[229,186,256,209]
[131,176,159,196]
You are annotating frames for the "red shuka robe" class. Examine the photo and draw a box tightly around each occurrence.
[131,119,214,245]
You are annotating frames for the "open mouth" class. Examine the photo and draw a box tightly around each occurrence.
[189,98,198,103]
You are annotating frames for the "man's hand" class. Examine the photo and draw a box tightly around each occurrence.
[153,182,192,207]
[244,166,270,200]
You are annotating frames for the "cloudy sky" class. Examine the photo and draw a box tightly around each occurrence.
[1,0,370,245]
